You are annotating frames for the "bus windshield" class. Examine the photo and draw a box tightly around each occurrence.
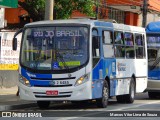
[147,34,160,71]
[20,26,89,71]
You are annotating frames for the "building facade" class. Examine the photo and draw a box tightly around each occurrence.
[3,0,160,27]
[72,0,160,27]
[0,0,18,28]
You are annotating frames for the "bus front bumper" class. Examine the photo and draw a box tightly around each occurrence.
[19,81,92,101]
[146,79,160,92]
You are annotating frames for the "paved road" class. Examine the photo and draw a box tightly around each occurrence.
[2,92,160,120]
[14,92,160,111]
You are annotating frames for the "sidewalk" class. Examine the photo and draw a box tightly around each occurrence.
[0,86,37,111]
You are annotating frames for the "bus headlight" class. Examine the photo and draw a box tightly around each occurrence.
[75,73,90,86]
[19,75,31,87]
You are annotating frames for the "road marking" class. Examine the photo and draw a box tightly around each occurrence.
[49,101,160,120]
[111,100,160,111]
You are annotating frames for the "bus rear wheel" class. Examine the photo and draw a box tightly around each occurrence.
[96,80,109,108]
[116,77,135,103]
[37,101,50,109]
[125,77,135,103]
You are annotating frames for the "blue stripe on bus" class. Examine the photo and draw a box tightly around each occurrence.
[148,68,160,80]
[92,58,117,99]
[21,68,52,86]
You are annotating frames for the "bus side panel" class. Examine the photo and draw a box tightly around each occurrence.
[135,59,148,92]
[92,58,116,99]
[92,59,103,99]
[147,71,160,91]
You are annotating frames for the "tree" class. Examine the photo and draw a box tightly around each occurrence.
[18,0,96,21]
[18,0,45,21]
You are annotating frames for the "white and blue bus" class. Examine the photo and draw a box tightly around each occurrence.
[146,21,160,98]
[13,19,148,108]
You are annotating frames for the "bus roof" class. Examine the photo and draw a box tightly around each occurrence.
[24,19,145,33]
[113,23,145,33]
[146,21,160,33]
[24,19,113,28]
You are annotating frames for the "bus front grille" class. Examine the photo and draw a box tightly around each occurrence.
[33,84,72,87]
[34,91,72,98]
[35,95,71,98]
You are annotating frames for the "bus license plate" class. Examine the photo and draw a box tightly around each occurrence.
[46,90,58,95]
[52,80,70,85]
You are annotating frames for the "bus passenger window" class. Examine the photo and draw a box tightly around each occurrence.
[114,31,125,58]
[135,34,144,59]
[92,36,100,57]
[103,31,113,44]
[124,32,134,59]
[103,31,114,58]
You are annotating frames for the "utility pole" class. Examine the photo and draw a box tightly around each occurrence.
[96,0,99,19]
[142,0,148,27]
[45,0,54,20]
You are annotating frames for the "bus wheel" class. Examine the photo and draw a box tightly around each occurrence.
[148,92,158,99]
[116,77,135,103]
[37,101,50,109]
[125,77,135,103]
[96,80,109,108]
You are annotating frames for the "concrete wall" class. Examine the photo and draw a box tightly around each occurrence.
[0,70,18,88]
[138,13,160,27]
[0,31,21,88]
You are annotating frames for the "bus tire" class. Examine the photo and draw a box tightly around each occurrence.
[148,92,158,99]
[116,77,135,103]
[37,101,50,109]
[96,80,109,108]
[125,77,135,103]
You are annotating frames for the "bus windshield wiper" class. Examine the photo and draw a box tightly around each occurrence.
[35,49,42,70]
[56,50,70,73]
[150,57,160,70]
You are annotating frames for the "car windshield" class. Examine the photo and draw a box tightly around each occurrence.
[20,26,89,71]
[147,34,160,70]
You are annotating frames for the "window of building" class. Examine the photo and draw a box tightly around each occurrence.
[108,7,125,24]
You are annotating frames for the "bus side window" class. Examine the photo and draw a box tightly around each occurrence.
[124,32,135,59]
[92,36,100,57]
[114,31,125,58]
[92,29,100,57]
[135,34,144,59]
[142,35,146,58]
[103,31,114,58]
[103,31,113,44]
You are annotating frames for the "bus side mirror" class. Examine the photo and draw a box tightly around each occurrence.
[13,38,17,50]
[12,28,23,51]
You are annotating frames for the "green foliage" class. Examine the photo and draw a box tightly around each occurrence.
[19,0,96,21]
[55,0,95,19]
[18,0,45,21]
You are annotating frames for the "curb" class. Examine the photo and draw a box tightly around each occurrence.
[0,103,37,111]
